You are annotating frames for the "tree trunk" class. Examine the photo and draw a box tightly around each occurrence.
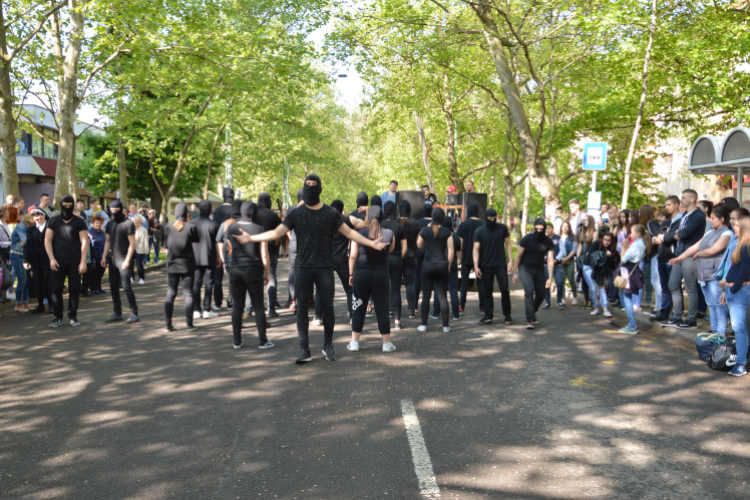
[203,123,226,199]
[442,73,462,192]
[489,164,498,209]
[521,175,530,237]
[0,70,17,199]
[622,0,657,210]
[150,183,163,220]
[414,112,435,194]
[117,136,128,205]
[502,164,521,240]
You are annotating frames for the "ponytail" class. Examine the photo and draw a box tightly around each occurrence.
[432,224,439,238]
[174,220,185,232]
[367,218,381,259]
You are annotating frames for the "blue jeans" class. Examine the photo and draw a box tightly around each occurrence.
[621,292,638,330]
[10,253,29,303]
[701,280,727,334]
[553,265,565,303]
[583,265,601,309]
[658,260,673,316]
[726,284,750,365]
[651,258,661,311]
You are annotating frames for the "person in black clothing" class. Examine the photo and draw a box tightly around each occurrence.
[163,203,200,332]
[474,208,513,325]
[348,205,397,352]
[257,193,282,317]
[313,199,353,324]
[417,207,453,332]
[650,195,681,321]
[24,207,52,314]
[227,201,274,350]
[414,203,433,312]
[349,192,368,220]
[382,201,407,330]
[212,187,235,310]
[191,200,219,320]
[456,202,485,314]
[45,195,89,328]
[217,199,243,310]
[421,185,438,205]
[513,218,554,329]
[101,199,139,323]
[399,201,420,319]
[432,216,461,321]
[233,174,387,364]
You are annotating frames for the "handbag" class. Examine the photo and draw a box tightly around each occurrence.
[614,261,640,290]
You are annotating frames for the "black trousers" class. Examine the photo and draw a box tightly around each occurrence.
[519,265,546,321]
[267,254,278,312]
[110,260,138,316]
[214,264,225,308]
[315,262,352,318]
[165,272,193,328]
[34,268,52,308]
[287,242,297,303]
[81,264,91,294]
[192,265,214,312]
[482,266,511,320]
[89,263,104,292]
[388,254,403,321]
[352,268,390,333]
[230,267,267,346]
[460,265,485,310]
[414,253,425,309]
[52,261,81,320]
[295,267,334,349]
[402,256,417,313]
[421,261,449,327]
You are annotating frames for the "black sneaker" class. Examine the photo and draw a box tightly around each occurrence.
[408,312,416,319]
[296,348,313,364]
[69,319,81,327]
[49,318,63,328]
[677,320,698,329]
[322,345,338,361]
[126,314,140,324]
[504,316,513,325]
[164,325,176,332]
[650,313,669,322]
[660,319,678,327]
[105,314,123,323]
[185,325,198,332]
[267,310,279,318]
[526,321,535,330]
[258,340,275,349]
[477,318,493,325]
[30,305,46,314]
[234,341,244,349]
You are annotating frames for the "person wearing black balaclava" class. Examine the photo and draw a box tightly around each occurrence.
[399,200,421,318]
[191,200,219,320]
[313,199,353,324]
[285,188,304,310]
[101,199,139,323]
[256,192,282,318]
[473,208,514,326]
[44,195,89,328]
[513,218,555,329]
[349,192,369,221]
[414,203,433,313]
[232,173,388,364]
[416,207,453,332]
[431,217,461,321]
[226,201,274,350]
[381,201,407,329]
[216,199,243,310]
[348,205,397,352]
[457,202,485,315]
[163,203,199,332]
[211,187,235,311]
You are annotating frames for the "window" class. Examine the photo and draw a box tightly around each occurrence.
[14,128,29,154]
[663,155,673,177]
[31,132,42,156]
[43,129,58,159]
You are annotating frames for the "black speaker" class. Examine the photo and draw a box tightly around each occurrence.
[463,193,488,220]
[396,191,427,219]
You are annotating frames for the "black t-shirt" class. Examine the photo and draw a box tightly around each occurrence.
[473,224,510,268]
[228,222,264,269]
[256,207,282,257]
[216,222,230,263]
[382,219,405,256]
[191,217,218,266]
[213,204,232,230]
[417,218,431,259]
[402,219,421,259]
[164,223,199,274]
[349,209,366,221]
[47,215,88,263]
[105,218,136,263]
[456,219,484,265]
[356,227,393,271]
[518,233,554,268]
[282,204,343,268]
[419,226,452,263]
[332,215,354,266]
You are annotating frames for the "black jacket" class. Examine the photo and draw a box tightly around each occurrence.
[658,216,681,261]
[673,209,705,256]
[24,224,49,271]
[191,202,218,267]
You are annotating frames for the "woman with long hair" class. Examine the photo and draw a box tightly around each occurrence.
[584,231,618,318]
[10,214,33,312]
[617,224,651,334]
[641,204,663,314]
[217,199,243,310]
[417,207,453,332]
[616,209,631,253]
[557,220,578,306]
[348,205,396,352]
[576,215,597,309]
[720,215,750,376]
[162,203,199,332]
[631,205,655,311]
[431,216,461,320]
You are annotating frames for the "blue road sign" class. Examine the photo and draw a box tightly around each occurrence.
[583,142,608,171]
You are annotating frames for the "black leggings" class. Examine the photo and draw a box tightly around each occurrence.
[352,268,391,334]
[230,267,267,345]
[165,272,194,328]
[295,267,335,349]
[402,256,417,312]
[193,265,214,313]
[421,261,449,327]
[388,254,403,321]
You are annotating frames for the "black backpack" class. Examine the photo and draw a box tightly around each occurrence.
[708,343,737,371]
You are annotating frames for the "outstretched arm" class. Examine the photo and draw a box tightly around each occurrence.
[338,223,386,250]
[234,224,290,244]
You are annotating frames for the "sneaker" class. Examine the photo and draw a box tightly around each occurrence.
[417,325,427,332]
[660,319,678,328]
[603,310,613,318]
[443,326,451,333]
[532,318,539,325]
[479,308,484,315]
[185,325,198,332]
[393,322,402,331]
[618,326,639,335]
[526,321,535,330]
[296,349,312,364]
[346,342,360,351]
[311,318,322,326]
[477,318,493,325]
[579,303,593,310]
[458,305,464,313]
[203,311,219,319]
[408,312,416,319]
[322,345,338,361]
[193,311,201,320]
[570,297,578,305]
[164,325,176,332]
[677,321,698,329]
[452,315,460,321]
[126,314,140,324]
[138,279,145,285]
[590,309,600,316]
[289,302,296,311]
[557,302,564,310]
[650,313,669,322]
[49,318,63,328]
[258,340,275,350]
[69,319,81,327]
[234,341,244,349]
[729,364,747,377]
[389,311,394,318]
[696,311,706,319]
[543,303,550,309]
[365,310,375,318]
[504,316,513,325]
[267,310,279,318]
[382,342,397,352]
[429,314,439,320]
[105,314,123,323]
[211,305,221,312]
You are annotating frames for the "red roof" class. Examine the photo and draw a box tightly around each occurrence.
[33,156,56,177]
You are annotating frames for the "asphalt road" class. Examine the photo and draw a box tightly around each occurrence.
[1,259,749,499]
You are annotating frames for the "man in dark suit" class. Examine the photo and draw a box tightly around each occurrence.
[24,207,52,314]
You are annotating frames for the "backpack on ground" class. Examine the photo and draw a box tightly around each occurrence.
[708,342,737,371]
[0,258,11,292]
[696,333,726,362]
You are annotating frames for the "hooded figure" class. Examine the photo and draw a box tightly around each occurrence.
[370,196,382,208]
[485,208,498,230]
[111,199,126,223]
[257,193,272,209]
[356,192,369,208]
[432,207,445,226]
[534,217,547,241]
[60,195,75,221]
[423,204,433,219]
[383,201,397,220]
[399,200,411,218]
[231,199,243,220]
[198,200,212,219]
[331,200,344,214]
[223,187,235,203]
[175,202,188,221]
[240,201,257,223]
[303,174,322,206]
[466,202,479,219]
[441,216,453,233]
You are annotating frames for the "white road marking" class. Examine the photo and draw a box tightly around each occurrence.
[401,399,441,499]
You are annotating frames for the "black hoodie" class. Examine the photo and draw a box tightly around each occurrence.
[349,191,369,221]
[164,203,199,274]
[399,201,421,259]
[227,203,264,269]
[256,192,281,256]
[382,201,405,257]
[191,200,218,266]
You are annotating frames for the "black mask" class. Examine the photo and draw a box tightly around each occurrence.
[485,209,497,230]
[231,199,243,219]
[356,192,369,208]
[383,201,397,220]
[111,200,125,223]
[223,187,235,203]
[60,195,75,221]
[371,196,382,208]
[534,218,547,241]
[432,207,445,226]
[467,203,479,219]
[198,200,211,218]
[399,200,411,217]
[175,202,188,222]
[240,201,257,222]
[258,193,272,209]
[303,174,322,206]
[331,200,344,213]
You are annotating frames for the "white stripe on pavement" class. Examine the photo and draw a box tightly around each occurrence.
[401,399,441,499]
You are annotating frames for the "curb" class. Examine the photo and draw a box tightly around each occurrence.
[608,302,699,344]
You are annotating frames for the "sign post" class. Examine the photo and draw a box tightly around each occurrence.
[582,142,607,216]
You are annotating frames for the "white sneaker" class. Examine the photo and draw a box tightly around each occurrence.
[443,326,451,333]
[193,311,201,319]
[203,311,219,319]
[417,325,427,332]
[138,279,145,285]
[603,310,613,318]
[346,342,360,351]
[571,297,578,306]
[382,342,397,352]
[311,318,322,326]
[590,309,600,316]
